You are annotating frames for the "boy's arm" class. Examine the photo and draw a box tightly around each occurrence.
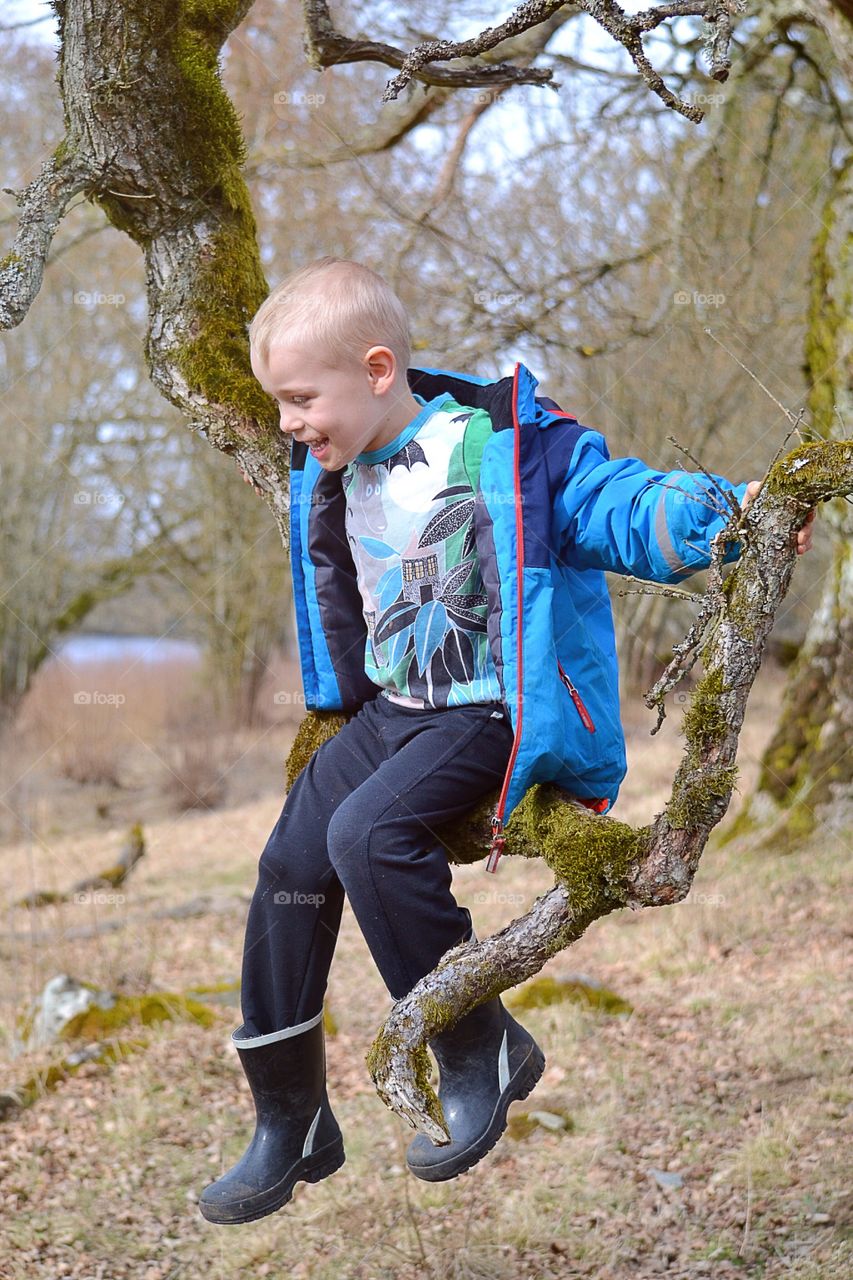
[555,430,749,583]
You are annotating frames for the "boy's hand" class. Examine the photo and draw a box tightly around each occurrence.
[742,480,816,554]
[240,467,264,497]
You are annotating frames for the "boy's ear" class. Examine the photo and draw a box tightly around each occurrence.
[363,345,396,391]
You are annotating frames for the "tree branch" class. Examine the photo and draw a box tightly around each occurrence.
[301,0,559,93]
[359,439,853,1142]
[0,153,93,328]
[301,0,744,122]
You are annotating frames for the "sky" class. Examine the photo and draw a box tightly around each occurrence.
[3,0,58,39]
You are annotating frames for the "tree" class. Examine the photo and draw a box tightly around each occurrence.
[730,150,852,847]
[1,0,850,1139]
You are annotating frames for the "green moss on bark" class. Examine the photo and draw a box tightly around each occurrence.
[163,5,275,420]
[172,194,274,424]
[508,784,647,912]
[666,762,739,830]
[365,1026,448,1138]
[506,974,632,1015]
[680,667,727,758]
[285,711,351,790]
[765,441,853,503]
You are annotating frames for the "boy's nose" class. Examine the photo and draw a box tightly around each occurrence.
[279,409,301,435]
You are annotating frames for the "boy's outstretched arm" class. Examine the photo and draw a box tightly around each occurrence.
[555,432,813,582]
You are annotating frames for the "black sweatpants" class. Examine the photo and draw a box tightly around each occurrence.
[239,693,515,1037]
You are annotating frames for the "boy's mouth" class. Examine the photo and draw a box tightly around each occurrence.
[309,437,330,458]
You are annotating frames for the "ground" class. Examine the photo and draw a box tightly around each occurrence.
[0,662,850,1279]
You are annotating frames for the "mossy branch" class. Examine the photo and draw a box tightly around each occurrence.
[290,440,853,1141]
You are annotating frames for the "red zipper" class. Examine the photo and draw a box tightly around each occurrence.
[556,658,596,733]
[487,364,525,875]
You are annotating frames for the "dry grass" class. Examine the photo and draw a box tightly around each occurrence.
[0,661,850,1279]
[1,653,305,844]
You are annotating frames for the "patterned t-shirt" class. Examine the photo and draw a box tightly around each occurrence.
[342,393,504,710]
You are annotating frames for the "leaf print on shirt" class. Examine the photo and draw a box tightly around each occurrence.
[414,600,449,676]
[418,496,475,546]
[374,600,419,646]
[358,537,397,560]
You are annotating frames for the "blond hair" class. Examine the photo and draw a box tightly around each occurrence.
[249,257,411,372]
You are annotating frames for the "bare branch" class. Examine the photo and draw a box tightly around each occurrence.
[301,0,558,93]
[0,154,93,328]
[245,82,451,172]
[301,0,744,123]
[617,578,704,601]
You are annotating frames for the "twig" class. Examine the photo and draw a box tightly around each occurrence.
[643,519,735,733]
[703,328,805,429]
[646,475,734,520]
[302,0,742,122]
[617,578,703,602]
[667,435,742,520]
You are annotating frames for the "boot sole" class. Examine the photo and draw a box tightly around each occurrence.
[407,1040,546,1183]
[199,1140,345,1225]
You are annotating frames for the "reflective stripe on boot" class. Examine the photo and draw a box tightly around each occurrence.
[405,996,545,1182]
[199,1011,345,1224]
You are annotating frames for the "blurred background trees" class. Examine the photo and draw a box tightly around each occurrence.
[0,0,849,838]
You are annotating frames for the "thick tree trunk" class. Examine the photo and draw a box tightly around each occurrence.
[732,153,853,847]
[43,1,288,529]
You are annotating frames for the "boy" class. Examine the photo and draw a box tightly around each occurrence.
[200,258,814,1225]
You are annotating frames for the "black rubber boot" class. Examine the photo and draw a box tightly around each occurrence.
[199,1011,345,1225]
[405,994,545,1182]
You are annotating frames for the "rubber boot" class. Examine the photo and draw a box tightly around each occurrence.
[406,920,545,1181]
[199,1010,345,1224]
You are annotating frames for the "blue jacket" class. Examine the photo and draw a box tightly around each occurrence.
[289,362,747,865]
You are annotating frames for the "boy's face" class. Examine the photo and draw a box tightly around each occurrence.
[251,342,397,469]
